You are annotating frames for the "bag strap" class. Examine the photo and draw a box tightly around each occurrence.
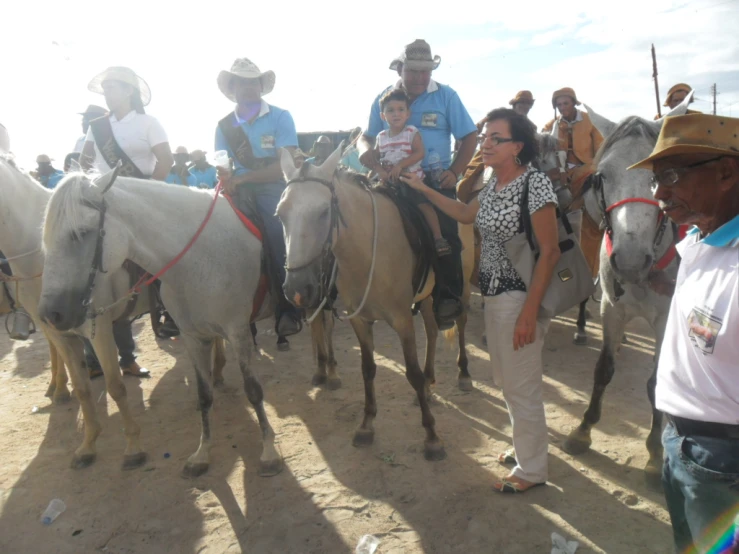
[519,171,574,252]
[89,116,146,178]
[218,112,276,171]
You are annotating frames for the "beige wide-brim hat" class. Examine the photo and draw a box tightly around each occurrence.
[509,90,535,106]
[664,83,692,107]
[551,87,581,108]
[88,66,151,106]
[629,114,739,170]
[217,58,275,102]
[389,39,441,71]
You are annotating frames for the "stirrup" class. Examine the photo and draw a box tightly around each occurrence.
[7,309,35,341]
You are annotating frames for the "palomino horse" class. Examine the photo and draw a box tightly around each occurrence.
[277,146,474,461]
[39,170,283,478]
[0,157,197,470]
[562,97,691,486]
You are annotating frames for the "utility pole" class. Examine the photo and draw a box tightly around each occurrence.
[711,83,718,115]
[651,44,661,118]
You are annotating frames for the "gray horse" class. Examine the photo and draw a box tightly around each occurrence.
[562,97,691,486]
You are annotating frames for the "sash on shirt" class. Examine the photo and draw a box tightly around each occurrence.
[89,116,146,178]
[218,112,276,171]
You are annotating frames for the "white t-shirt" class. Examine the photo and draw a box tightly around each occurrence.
[85,111,168,176]
[655,217,739,424]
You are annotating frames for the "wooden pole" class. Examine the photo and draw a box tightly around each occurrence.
[652,44,661,118]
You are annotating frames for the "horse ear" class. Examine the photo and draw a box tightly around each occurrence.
[650,90,695,134]
[279,148,299,182]
[583,104,617,138]
[317,144,343,176]
[95,160,122,194]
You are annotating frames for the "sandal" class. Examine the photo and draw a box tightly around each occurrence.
[435,238,452,257]
[493,479,546,494]
[121,363,151,378]
[498,449,517,465]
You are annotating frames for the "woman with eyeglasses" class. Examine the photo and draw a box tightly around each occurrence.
[402,108,560,494]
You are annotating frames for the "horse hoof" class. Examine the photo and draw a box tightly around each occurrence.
[53,390,72,405]
[573,333,588,346]
[424,442,447,462]
[122,452,148,471]
[327,377,342,391]
[352,429,375,447]
[562,430,592,455]
[312,374,327,386]
[213,377,225,389]
[71,453,96,469]
[258,458,283,477]
[458,377,474,392]
[45,384,56,398]
[182,461,209,478]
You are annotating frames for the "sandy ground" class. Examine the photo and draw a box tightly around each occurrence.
[0,293,674,553]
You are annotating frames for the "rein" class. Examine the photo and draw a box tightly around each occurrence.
[285,169,378,323]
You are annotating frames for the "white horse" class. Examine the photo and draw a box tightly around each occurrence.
[39,171,283,478]
[0,157,162,469]
[561,97,691,486]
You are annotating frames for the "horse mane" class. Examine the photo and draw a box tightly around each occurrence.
[594,116,659,167]
[42,172,92,243]
[538,133,559,156]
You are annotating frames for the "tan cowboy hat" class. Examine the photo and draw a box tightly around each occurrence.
[36,154,53,164]
[78,104,108,117]
[217,58,275,102]
[509,90,535,106]
[663,83,692,107]
[389,39,441,71]
[629,114,739,170]
[88,66,151,106]
[551,87,581,108]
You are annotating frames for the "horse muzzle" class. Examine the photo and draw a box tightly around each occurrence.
[609,250,653,285]
[284,267,323,310]
[38,289,88,331]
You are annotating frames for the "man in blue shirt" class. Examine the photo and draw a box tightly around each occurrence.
[165,146,198,186]
[188,150,218,188]
[215,58,301,338]
[357,39,478,328]
[305,135,333,166]
[35,154,65,189]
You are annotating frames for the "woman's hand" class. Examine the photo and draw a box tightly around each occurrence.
[217,165,235,195]
[399,172,427,191]
[513,305,538,351]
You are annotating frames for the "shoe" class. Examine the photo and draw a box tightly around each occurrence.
[434,238,452,257]
[276,313,302,337]
[493,479,546,494]
[435,298,463,330]
[121,362,151,378]
[159,318,180,338]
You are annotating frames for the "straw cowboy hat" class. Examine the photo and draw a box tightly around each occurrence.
[78,104,108,117]
[389,39,441,71]
[88,66,152,106]
[551,87,581,108]
[663,83,692,107]
[629,114,739,170]
[217,58,275,102]
[36,154,53,164]
[509,90,535,106]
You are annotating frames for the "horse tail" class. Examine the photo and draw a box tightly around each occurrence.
[442,325,458,344]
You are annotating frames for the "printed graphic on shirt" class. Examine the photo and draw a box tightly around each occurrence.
[687,307,722,355]
[421,113,438,127]
[260,135,275,149]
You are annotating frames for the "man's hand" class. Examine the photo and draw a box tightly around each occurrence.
[439,169,457,189]
[217,166,235,195]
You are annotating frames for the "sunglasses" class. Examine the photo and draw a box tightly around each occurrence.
[650,157,723,190]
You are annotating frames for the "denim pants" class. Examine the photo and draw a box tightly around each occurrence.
[427,183,463,299]
[84,319,137,368]
[662,421,739,553]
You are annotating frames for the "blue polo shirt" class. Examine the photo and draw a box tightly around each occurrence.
[214,101,298,180]
[189,165,218,188]
[40,169,65,189]
[365,80,476,171]
[165,169,198,186]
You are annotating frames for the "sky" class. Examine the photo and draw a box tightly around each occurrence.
[1,0,738,170]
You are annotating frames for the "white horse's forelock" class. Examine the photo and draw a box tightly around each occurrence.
[42,172,96,246]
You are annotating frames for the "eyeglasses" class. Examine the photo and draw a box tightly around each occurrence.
[477,135,515,146]
[650,157,723,190]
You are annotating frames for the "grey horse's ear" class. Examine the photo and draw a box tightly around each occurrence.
[338,139,349,155]
[584,104,617,138]
[96,160,122,194]
[318,144,344,177]
[650,90,695,134]
[279,148,299,182]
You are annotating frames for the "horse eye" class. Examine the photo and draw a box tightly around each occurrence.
[71,230,88,243]
[319,208,330,220]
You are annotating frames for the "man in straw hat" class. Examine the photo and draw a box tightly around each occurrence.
[357,39,478,329]
[654,83,702,120]
[35,154,65,189]
[189,150,218,188]
[165,146,198,186]
[74,104,107,154]
[510,90,536,119]
[630,114,739,554]
[306,135,333,166]
[215,57,302,339]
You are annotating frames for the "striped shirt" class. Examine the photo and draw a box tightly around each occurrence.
[376,125,424,178]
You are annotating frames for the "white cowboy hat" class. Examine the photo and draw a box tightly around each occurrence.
[88,66,152,106]
[389,39,441,72]
[217,58,275,102]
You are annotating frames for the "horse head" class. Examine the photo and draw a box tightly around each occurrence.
[278,145,343,309]
[39,169,131,330]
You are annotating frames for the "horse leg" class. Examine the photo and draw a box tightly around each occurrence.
[182,335,215,478]
[573,299,588,345]
[418,297,437,398]
[212,337,226,388]
[349,318,377,447]
[391,314,446,461]
[455,309,473,391]
[232,332,282,476]
[324,312,340,389]
[563,301,626,455]
[47,340,71,403]
[91,321,146,470]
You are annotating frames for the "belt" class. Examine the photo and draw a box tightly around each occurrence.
[667,414,739,440]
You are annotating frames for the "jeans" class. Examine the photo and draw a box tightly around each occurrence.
[84,319,137,368]
[662,421,739,553]
[431,186,463,299]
